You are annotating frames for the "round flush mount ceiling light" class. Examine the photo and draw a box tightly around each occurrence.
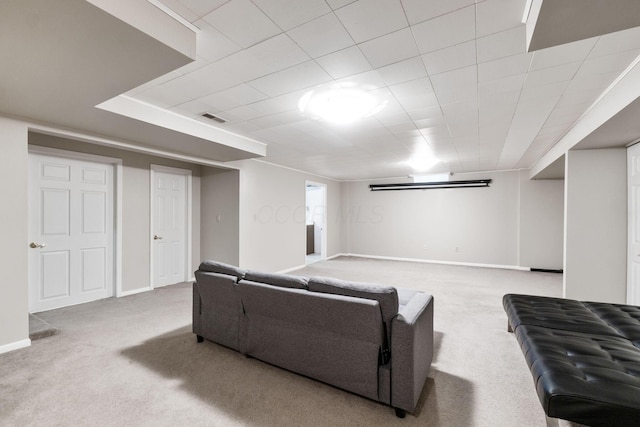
[298,85,386,125]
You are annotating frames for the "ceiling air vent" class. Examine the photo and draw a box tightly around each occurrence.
[201,112,226,124]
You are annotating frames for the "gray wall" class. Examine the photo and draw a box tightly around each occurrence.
[228,159,342,272]
[29,132,203,292]
[564,148,627,302]
[0,118,29,351]
[519,172,564,270]
[200,168,240,265]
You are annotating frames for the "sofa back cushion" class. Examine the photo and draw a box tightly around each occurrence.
[308,276,399,323]
[244,270,308,290]
[198,260,245,280]
[238,280,384,401]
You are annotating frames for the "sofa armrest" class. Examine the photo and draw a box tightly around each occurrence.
[391,293,434,413]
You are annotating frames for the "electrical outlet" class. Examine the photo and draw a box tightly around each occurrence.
[455,246,461,253]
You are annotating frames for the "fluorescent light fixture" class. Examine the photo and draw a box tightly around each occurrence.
[522,0,533,23]
[298,85,386,124]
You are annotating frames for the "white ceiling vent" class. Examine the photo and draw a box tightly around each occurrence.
[201,112,227,124]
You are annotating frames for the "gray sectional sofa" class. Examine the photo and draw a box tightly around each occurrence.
[193,260,434,417]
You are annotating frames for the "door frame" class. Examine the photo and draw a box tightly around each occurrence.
[149,164,193,289]
[27,145,124,299]
[305,180,328,260]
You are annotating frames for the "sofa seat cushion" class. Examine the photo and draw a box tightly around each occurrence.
[244,270,308,290]
[514,325,640,426]
[199,260,246,279]
[503,294,619,336]
[308,276,399,323]
[583,302,640,347]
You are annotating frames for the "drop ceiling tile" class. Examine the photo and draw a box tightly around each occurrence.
[359,28,419,68]
[327,0,357,10]
[407,106,444,121]
[422,41,476,75]
[249,90,310,116]
[574,49,640,78]
[202,0,281,48]
[170,0,228,19]
[334,0,408,43]
[475,0,526,38]
[411,6,475,54]
[336,70,386,89]
[478,89,522,109]
[316,46,372,79]
[477,53,531,82]
[377,57,427,86]
[430,65,478,105]
[529,38,597,71]
[245,34,310,75]
[248,61,332,97]
[139,75,206,107]
[400,0,474,25]
[555,90,598,108]
[252,0,331,30]
[288,13,354,58]
[566,71,620,93]
[590,26,640,57]
[523,61,581,88]
[476,26,526,63]
[171,99,218,116]
[199,84,268,112]
[187,54,258,93]
[389,77,434,98]
[158,0,200,22]
[520,80,570,101]
[194,20,242,62]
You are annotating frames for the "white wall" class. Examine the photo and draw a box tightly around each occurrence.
[29,133,202,292]
[564,148,627,303]
[519,171,564,270]
[229,159,341,272]
[0,118,29,352]
[200,168,240,265]
[343,170,565,269]
[343,171,522,266]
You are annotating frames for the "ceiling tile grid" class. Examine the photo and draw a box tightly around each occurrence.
[130,0,640,180]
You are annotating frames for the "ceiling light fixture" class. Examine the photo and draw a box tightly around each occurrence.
[298,85,386,125]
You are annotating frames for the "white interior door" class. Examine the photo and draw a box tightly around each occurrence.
[29,152,114,312]
[152,166,189,287]
[628,143,640,304]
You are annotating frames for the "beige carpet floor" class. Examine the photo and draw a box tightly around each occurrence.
[0,256,562,426]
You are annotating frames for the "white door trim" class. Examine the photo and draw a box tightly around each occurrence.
[27,145,124,298]
[150,164,192,288]
[305,180,328,260]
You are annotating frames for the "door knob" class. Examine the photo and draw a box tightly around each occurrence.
[29,242,46,248]
[153,235,163,240]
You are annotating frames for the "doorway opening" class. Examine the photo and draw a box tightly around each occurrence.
[305,182,327,264]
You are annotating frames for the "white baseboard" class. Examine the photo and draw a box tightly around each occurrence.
[278,264,307,274]
[0,338,31,355]
[343,253,531,271]
[118,286,152,297]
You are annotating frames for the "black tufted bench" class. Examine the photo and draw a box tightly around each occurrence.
[503,294,640,427]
